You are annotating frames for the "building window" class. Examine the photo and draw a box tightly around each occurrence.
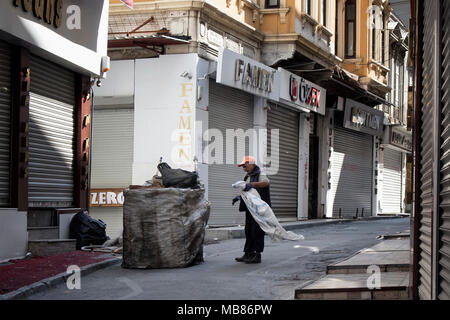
[321,0,327,26]
[345,0,356,58]
[266,0,280,8]
[305,0,312,15]
[371,8,376,60]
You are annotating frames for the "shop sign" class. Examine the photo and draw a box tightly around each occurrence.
[343,99,384,136]
[2,0,107,68]
[383,125,412,152]
[13,0,63,28]
[279,68,326,115]
[216,47,279,100]
[90,189,124,207]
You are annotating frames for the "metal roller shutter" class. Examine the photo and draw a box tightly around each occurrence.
[331,128,373,217]
[418,0,435,300]
[91,106,134,189]
[0,41,11,207]
[208,80,253,225]
[90,106,134,239]
[29,55,76,208]
[267,104,299,220]
[439,0,450,300]
[382,148,402,214]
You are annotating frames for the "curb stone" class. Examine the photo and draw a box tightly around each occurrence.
[0,256,122,300]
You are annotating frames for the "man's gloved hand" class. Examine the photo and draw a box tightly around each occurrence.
[232,196,240,205]
[243,183,253,192]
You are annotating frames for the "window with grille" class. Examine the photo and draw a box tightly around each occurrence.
[345,0,356,58]
[266,0,280,8]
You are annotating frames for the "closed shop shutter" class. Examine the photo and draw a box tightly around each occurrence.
[331,128,373,217]
[0,41,11,207]
[418,0,435,300]
[382,148,402,214]
[208,80,253,225]
[29,55,76,207]
[89,105,134,239]
[91,106,134,188]
[439,0,450,300]
[267,103,299,220]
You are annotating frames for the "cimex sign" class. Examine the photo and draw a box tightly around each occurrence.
[278,68,326,115]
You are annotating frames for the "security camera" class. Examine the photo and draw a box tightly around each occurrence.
[180,71,192,79]
[96,79,102,87]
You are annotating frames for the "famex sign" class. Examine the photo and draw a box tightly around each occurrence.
[216,47,279,100]
[279,68,326,115]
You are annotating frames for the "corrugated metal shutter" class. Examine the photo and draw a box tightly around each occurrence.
[0,41,11,207]
[89,105,134,240]
[382,148,402,214]
[29,55,76,207]
[418,0,435,300]
[208,80,253,225]
[331,128,373,217]
[267,103,299,220]
[439,0,450,300]
[91,106,134,188]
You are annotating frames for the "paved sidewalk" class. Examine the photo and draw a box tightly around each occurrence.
[295,230,411,299]
[0,251,121,300]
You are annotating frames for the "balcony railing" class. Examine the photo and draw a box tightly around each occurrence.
[382,104,403,125]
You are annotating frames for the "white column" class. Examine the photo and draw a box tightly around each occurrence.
[297,113,310,219]
[375,141,383,216]
[253,96,267,169]
[325,110,334,218]
[196,58,211,197]
[401,152,407,213]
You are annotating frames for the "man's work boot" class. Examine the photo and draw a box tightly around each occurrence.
[244,252,261,264]
[235,252,250,262]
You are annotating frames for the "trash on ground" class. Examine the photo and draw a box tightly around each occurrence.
[69,211,109,250]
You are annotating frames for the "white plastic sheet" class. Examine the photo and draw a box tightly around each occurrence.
[232,181,304,241]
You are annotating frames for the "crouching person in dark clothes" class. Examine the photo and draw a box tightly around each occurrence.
[232,156,271,264]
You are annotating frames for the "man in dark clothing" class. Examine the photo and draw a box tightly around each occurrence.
[232,156,271,264]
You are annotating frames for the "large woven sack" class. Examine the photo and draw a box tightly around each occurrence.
[122,188,210,269]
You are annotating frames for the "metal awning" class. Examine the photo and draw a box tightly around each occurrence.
[108,13,191,49]
[326,66,394,107]
[108,35,190,48]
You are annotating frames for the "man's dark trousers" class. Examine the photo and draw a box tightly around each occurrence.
[244,209,265,253]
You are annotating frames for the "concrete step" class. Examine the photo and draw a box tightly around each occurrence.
[295,272,410,300]
[27,227,59,240]
[327,239,410,274]
[28,239,76,256]
[327,250,410,274]
[382,232,410,240]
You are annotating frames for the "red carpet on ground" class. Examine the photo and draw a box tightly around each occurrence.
[0,251,111,295]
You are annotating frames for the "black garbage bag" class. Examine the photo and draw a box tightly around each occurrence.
[157,162,199,188]
[69,211,108,250]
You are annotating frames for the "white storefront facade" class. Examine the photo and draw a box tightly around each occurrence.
[92,46,328,233]
[326,98,385,218]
